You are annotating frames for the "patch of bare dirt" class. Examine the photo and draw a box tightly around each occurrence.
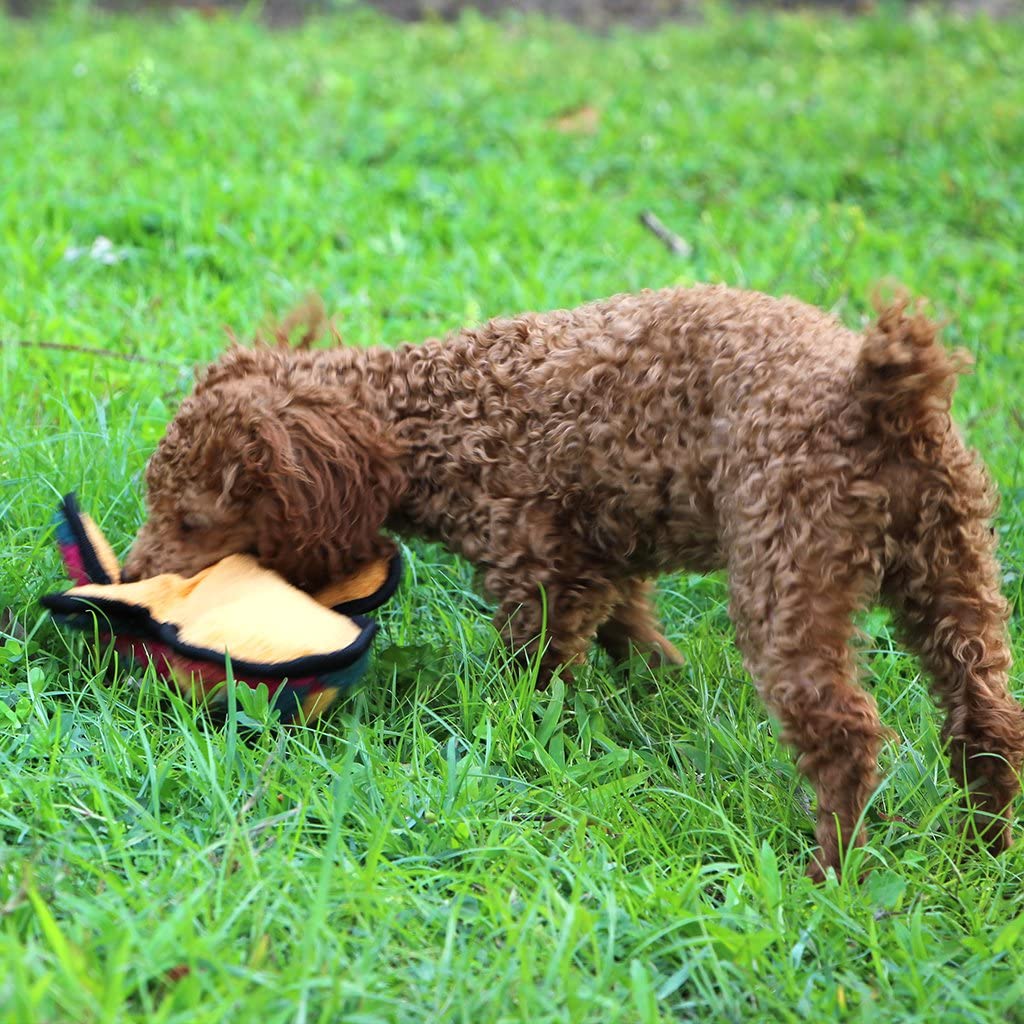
[6,0,1018,28]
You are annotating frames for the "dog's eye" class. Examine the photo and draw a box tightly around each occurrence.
[180,515,205,535]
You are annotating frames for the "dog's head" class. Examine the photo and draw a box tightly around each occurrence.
[123,350,405,591]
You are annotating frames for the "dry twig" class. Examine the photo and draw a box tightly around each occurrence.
[638,210,693,257]
[6,339,182,370]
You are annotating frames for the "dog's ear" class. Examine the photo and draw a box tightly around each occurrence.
[245,382,406,588]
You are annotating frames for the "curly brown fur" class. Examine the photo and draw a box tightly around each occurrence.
[124,285,1024,878]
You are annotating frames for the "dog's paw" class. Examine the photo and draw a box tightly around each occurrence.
[804,851,833,885]
[961,814,1013,857]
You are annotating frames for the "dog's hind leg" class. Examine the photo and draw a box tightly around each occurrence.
[884,467,1024,856]
[859,296,1024,855]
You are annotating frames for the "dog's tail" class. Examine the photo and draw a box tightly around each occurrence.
[856,292,970,435]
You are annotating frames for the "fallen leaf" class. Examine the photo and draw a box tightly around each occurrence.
[0,608,26,641]
[551,105,600,134]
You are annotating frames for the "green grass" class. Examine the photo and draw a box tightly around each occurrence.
[2,3,1024,1020]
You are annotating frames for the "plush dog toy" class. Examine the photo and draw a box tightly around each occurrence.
[41,495,401,724]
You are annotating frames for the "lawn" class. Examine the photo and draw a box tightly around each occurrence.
[1,3,1023,1021]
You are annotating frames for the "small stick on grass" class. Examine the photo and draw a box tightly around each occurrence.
[877,811,918,829]
[639,210,693,258]
[6,339,182,370]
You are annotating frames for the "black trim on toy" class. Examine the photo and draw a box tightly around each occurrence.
[330,552,404,616]
[61,493,115,585]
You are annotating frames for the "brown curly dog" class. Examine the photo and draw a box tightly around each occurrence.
[124,285,1024,879]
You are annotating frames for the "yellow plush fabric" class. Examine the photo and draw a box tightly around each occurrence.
[65,553,384,663]
[313,560,391,608]
[82,515,122,583]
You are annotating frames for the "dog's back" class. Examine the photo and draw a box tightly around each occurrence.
[414,285,871,574]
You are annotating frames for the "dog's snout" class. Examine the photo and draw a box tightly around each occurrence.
[120,545,150,584]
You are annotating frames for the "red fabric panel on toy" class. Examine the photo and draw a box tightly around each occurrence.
[106,632,321,722]
[59,543,91,587]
